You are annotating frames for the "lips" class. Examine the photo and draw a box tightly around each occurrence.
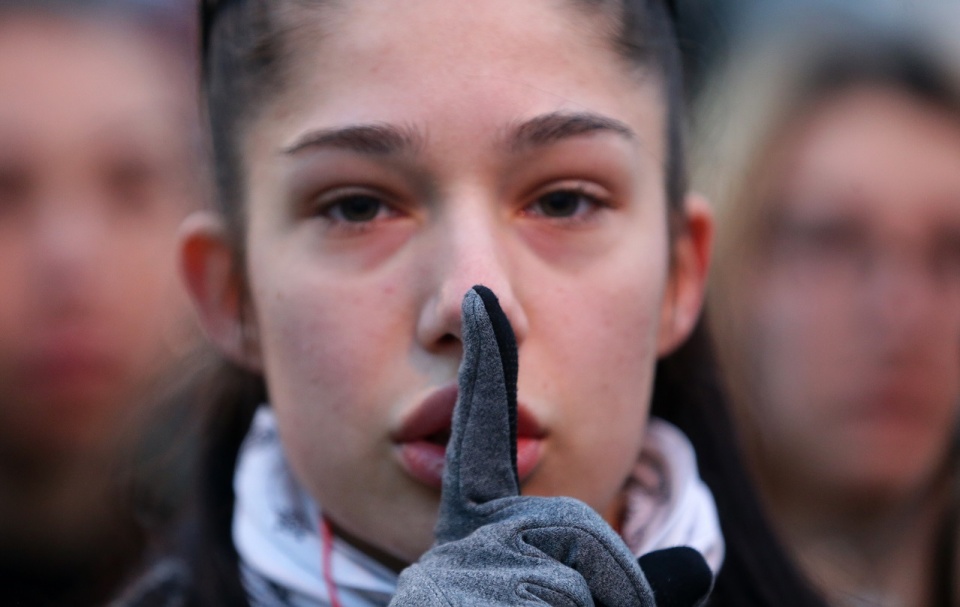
[19,339,124,399]
[848,382,942,428]
[393,384,545,489]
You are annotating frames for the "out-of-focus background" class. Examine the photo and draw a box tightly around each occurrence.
[689,1,960,605]
[0,0,207,604]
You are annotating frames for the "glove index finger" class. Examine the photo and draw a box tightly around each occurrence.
[472,285,520,483]
[434,286,520,544]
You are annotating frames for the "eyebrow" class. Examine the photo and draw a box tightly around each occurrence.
[506,111,635,151]
[282,123,424,156]
[281,111,634,157]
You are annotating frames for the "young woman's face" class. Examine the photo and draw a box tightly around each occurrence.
[0,16,196,456]
[746,87,960,503]
[210,0,704,563]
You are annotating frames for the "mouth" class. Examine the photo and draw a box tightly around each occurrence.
[849,386,939,428]
[423,427,452,446]
[20,345,123,402]
[392,384,545,489]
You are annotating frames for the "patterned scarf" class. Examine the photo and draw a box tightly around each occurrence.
[233,407,724,607]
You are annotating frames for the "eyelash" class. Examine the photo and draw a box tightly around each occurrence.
[308,188,399,231]
[306,181,611,233]
[522,183,611,225]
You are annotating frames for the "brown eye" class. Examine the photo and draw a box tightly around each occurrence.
[326,194,387,223]
[530,189,600,219]
[537,191,582,217]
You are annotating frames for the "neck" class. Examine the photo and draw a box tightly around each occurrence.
[760,468,953,607]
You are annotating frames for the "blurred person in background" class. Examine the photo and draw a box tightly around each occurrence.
[0,0,203,604]
[695,6,960,606]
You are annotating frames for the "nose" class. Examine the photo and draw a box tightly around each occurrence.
[29,198,108,309]
[415,199,529,354]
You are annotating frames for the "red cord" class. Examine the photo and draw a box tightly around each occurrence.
[321,516,345,607]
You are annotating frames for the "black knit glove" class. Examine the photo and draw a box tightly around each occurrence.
[390,286,713,606]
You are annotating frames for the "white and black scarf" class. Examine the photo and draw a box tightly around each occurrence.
[233,407,725,607]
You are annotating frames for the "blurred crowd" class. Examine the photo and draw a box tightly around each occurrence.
[0,0,956,605]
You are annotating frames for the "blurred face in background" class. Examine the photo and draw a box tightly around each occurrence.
[745,86,960,503]
[0,14,197,459]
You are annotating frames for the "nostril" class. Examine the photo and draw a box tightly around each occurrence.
[437,333,459,347]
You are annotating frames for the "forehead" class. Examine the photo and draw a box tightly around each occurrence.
[258,0,664,151]
[0,15,187,152]
[776,86,960,228]
[319,0,609,67]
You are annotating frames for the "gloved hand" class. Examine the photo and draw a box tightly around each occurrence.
[390,286,713,607]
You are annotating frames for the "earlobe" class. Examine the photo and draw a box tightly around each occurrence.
[179,211,262,371]
[657,193,714,356]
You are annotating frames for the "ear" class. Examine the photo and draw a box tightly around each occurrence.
[657,193,714,356]
[179,211,262,371]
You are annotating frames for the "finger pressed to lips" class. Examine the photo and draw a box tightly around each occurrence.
[393,383,545,489]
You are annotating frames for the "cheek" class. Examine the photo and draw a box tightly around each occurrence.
[0,268,26,405]
[530,229,668,392]
[254,275,389,410]
[0,240,27,347]
[246,249,413,458]
[522,241,668,513]
[747,272,849,423]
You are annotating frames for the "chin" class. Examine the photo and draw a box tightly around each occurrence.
[835,461,947,507]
